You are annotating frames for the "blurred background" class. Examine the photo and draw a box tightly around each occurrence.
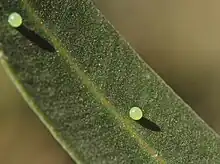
[1,0,220,163]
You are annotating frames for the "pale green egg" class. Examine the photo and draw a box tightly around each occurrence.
[129,107,143,120]
[8,12,23,28]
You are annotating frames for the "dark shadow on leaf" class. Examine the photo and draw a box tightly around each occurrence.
[136,117,161,132]
[16,25,55,52]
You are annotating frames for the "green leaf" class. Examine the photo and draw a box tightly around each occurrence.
[1,0,220,163]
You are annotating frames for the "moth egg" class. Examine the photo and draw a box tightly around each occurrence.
[8,12,23,28]
[129,107,143,120]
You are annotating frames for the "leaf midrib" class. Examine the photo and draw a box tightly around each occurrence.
[19,0,166,163]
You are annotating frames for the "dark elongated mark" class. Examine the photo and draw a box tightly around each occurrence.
[8,12,55,52]
[16,25,56,52]
[136,118,161,132]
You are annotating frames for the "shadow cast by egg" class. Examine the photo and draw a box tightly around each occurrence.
[16,25,56,52]
[136,117,161,132]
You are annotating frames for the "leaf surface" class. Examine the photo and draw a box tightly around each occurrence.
[1,0,220,163]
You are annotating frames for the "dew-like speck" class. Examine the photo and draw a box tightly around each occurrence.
[36,87,41,92]
[146,74,151,80]
[79,97,84,102]
[48,87,56,96]
[152,153,158,158]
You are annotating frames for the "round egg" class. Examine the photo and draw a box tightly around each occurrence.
[8,12,23,28]
[129,107,143,120]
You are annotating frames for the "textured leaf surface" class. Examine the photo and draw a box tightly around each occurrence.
[1,0,220,163]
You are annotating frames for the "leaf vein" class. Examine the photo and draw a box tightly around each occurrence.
[20,0,166,163]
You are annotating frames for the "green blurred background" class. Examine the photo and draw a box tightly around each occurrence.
[1,1,220,163]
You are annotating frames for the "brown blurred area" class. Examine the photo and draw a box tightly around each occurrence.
[1,1,220,163]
